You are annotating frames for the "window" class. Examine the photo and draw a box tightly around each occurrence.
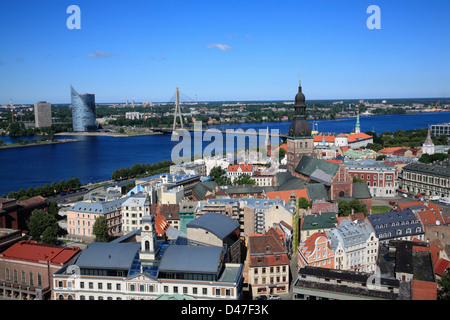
[98,283,103,290]
[130,284,135,292]
[140,285,145,292]
[89,282,93,289]
[116,283,121,291]
[107,283,112,290]
[203,288,208,295]
[215,288,221,296]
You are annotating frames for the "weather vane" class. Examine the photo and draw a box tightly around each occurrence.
[298,73,301,85]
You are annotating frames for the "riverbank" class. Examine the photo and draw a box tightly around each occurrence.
[0,138,79,149]
[55,131,163,138]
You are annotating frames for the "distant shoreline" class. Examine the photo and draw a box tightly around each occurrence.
[0,138,80,149]
[55,131,163,138]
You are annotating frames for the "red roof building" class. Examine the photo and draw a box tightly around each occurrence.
[0,240,80,300]
[246,234,289,297]
[297,232,334,270]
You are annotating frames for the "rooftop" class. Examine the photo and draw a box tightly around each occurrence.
[158,245,223,274]
[187,212,239,239]
[0,240,80,265]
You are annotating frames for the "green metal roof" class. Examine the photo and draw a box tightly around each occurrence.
[295,156,340,177]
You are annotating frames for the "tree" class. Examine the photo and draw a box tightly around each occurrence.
[279,147,286,160]
[26,186,35,198]
[209,166,231,186]
[48,201,59,217]
[297,197,311,210]
[41,222,59,245]
[27,209,59,242]
[338,200,351,216]
[234,174,256,186]
[349,199,368,215]
[353,176,365,183]
[92,216,109,242]
[437,274,450,300]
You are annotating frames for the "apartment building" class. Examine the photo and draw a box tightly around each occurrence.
[121,194,151,234]
[326,219,379,273]
[67,198,126,238]
[247,234,290,297]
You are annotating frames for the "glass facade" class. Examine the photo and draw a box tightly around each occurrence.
[71,85,97,132]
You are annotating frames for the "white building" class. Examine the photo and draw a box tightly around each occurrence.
[121,194,151,234]
[52,216,244,300]
[422,126,435,155]
[326,219,379,273]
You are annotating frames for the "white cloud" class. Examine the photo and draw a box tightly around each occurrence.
[206,43,232,51]
[86,50,114,58]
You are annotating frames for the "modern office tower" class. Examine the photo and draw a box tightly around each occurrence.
[34,101,52,128]
[70,85,97,132]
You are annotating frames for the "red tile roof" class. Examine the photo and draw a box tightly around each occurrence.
[154,213,170,236]
[411,280,437,300]
[266,188,309,203]
[313,135,335,143]
[378,147,403,155]
[347,132,373,143]
[0,240,80,265]
[228,163,253,172]
[434,258,450,277]
[248,235,289,267]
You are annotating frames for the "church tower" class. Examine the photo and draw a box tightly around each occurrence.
[140,215,159,261]
[265,126,271,157]
[287,81,314,175]
[355,105,361,134]
[422,125,435,155]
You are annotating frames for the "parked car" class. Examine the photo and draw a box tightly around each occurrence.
[430,195,440,200]
[269,294,281,300]
[389,201,395,205]
[256,295,268,300]
[439,197,450,205]
[402,194,408,198]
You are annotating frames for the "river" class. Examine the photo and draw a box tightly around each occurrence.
[0,111,449,195]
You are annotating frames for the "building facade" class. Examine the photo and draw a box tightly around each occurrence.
[367,208,425,243]
[0,240,80,300]
[345,159,398,198]
[34,101,52,128]
[400,160,450,198]
[71,85,97,132]
[67,198,125,238]
[326,219,379,273]
[247,234,290,297]
[122,194,151,234]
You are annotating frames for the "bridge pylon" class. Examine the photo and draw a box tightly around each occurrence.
[172,87,184,131]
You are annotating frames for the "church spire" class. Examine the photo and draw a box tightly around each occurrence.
[355,105,361,134]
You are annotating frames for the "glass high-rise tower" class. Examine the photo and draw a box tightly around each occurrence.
[71,85,97,132]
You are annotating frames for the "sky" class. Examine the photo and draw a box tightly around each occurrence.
[0,0,449,104]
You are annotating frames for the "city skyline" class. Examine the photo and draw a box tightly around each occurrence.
[1,0,450,104]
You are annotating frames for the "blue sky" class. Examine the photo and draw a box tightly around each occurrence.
[1,0,449,103]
